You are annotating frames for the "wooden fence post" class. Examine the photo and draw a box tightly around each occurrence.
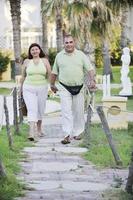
[83,91,94,148]
[0,158,6,177]
[125,151,133,194]
[83,105,92,148]
[96,106,122,166]
[13,87,19,134]
[17,90,23,124]
[3,96,13,149]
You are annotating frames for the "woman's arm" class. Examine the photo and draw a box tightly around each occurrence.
[43,58,51,80]
[20,59,29,94]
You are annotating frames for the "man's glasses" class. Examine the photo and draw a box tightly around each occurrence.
[65,41,73,44]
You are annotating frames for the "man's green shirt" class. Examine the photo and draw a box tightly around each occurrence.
[52,49,93,86]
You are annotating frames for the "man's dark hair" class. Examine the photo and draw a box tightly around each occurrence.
[63,34,74,41]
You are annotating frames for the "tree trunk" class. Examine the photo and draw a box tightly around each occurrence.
[9,0,21,60]
[120,6,129,48]
[41,0,48,55]
[83,40,95,69]
[56,6,63,52]
[102,40,113,80]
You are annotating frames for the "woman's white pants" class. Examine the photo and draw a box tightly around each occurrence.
[23,84,48,122]
[58,84,85,137]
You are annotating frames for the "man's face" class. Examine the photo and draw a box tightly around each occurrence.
[64,36,75,53]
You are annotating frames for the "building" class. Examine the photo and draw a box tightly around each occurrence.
[0,0,56,51]
[0,1,133,51]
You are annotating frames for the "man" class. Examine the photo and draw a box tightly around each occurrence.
[50,34,96,144]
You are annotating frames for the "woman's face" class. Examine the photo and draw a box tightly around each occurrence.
[30,46,40,58]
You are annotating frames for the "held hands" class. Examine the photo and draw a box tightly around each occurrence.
[87,79,97,92]
[86,70,97,92]
[50,84,58,93]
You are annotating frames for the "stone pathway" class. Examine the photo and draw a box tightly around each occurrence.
[16,120,128,200]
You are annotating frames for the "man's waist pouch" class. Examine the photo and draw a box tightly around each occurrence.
[59,82,83,95]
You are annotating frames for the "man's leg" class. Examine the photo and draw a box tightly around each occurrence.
[59,88,73,143]
[72,90,85,138]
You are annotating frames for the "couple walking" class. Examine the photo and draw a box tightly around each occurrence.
[20,34,96,143]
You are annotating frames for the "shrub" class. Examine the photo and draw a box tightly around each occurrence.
[0,52,10,74]
[48,48,57,67]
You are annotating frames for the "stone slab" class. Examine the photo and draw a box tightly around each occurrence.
[22,161,79,172]
[28,180,109,191]
[23,146,88,154]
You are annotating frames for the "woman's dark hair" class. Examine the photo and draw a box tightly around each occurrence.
[28,43,45,59]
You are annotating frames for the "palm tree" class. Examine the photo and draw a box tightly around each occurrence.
[8,0,21,60]
[67,0,115,76]
[41,0,48,55]
[107,0,133,48]
[42,0,68,52]
[90,1,115,76]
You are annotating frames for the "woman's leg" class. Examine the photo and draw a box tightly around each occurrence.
[28,121,36,141]
[37,85,48,136]
[37,120,44,136]
[23,85,38,140]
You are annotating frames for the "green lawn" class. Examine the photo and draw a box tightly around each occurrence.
[83,87,133,168]
[0,88,12,95]
[0,124,31,200]
[82,123,133,168]
[95,88,133,111]
[102,189,133,200]
[96,66,133,83]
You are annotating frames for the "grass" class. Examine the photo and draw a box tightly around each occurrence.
[0,88,12,95]
[48,95,60,103]
[94,88,133,111]
[82,123,133,168]
[85,85,133,168]
[96,66,133,83]
[0,124,31,200]
[101,189,133,200]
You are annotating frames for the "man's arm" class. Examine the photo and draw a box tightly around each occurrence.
[50,73,58,93]
[86,69,96,91]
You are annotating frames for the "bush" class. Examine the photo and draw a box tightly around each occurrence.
[48,48,57,67]
[0,52,10,74]
[95,47,103,68]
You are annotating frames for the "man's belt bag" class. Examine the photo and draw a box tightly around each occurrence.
[59,82,83,95]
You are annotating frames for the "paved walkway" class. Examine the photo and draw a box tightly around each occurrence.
[15,116,128,200]
[0,82,130,199]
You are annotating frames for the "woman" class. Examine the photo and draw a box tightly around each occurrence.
[21,43,51,141]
